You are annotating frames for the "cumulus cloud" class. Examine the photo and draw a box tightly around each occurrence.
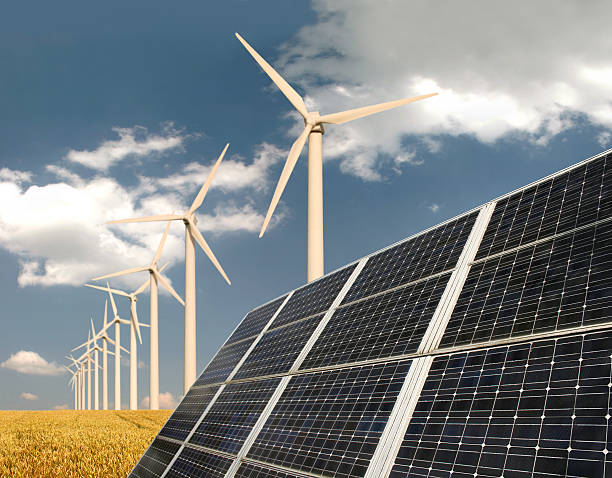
[141,392,178,409]
[0,168,32,185]
[65,124,186,171]
[2,351,65,376]
[598,131,611,148]
[270,1,612,180]
[21,392,39,401]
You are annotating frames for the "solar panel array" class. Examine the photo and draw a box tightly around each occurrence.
[130,149,612,478]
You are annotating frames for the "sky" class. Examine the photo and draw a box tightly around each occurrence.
[1,0,612,410]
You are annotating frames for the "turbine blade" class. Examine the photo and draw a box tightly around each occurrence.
[235,32,308,118]
[187,222,231,285]
[154,270,185,306]
[90,318,96,337]
[159,261,170,273]
[71,339,91,352]
[260,124,312,237]
[188,143,229,214]
[107,214,183,225]
[134,276,150,296]
[152,221,172,265]
[85,283,129,297]
[319,93,438,125]
[92,266,148,281]
[130,300,142,344]
[104,300,108,327]
[106,283,119,317]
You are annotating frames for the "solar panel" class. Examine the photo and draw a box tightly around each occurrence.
[129,438,182,478]
[130,149,612,478]
[188,378,282,454]
[226,296,288,345]
[389,330,612,478]
[270,264,357,328]
[247,360,413,478]
[233,315,323,380]
[300,274,450,370]
[159,386,221,441]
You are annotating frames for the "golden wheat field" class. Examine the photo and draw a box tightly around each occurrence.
[0,409,172,478]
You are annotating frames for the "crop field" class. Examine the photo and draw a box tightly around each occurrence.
[0,410,172,478]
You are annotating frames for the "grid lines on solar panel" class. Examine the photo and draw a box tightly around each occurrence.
[342,212,478,305]
[233,315,323,380]
[475,153,611,261]
[193,337,256,387]
[226,295,288,345]
[270,264,357,328]
[164,446,233,478]
[158,385,221,441]
[235,462,306,478]
[128,437,181,478]
[440,220,612,349]
[390,331,612,478]
[300,273,450,371]
[247,359,412,478]
[188,377,282,455]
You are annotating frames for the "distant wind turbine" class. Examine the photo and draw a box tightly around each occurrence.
[92,224,184,410]
[106,143,231,393]
[236,32,438,282]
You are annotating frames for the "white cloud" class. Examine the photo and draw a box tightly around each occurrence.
[2,351,65,376]
[0,168,31,185]
[198,204,270,235]
[428,204,440,213]
[53,403,69,410]
[271,1,612,180]
[21,392,39,401]
[394,152,423,167]
[598,131,611,148]
[141,392,178,409]
[65,124,186,171]
[152,142,287,194]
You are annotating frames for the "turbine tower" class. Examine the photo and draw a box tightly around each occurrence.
[236,33,437,282]
[92,224,184,409]
[107,144,231,393]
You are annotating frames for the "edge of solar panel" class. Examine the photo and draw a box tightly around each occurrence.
[130,147,612,478]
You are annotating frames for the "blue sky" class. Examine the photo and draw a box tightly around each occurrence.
[1,1,611,410]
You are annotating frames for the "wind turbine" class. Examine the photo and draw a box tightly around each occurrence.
[64,365,78,410]
[85,276,155,409]
[67,355,85,410]
[235,32,438,282]
[106,143,231,393]
[92,224,184,410]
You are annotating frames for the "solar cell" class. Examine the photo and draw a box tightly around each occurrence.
[164,447,233,478]
[441,220,612,348]
[188,378,282,455]
[390,331,612,478]
[342,212,477,304]
[300,273,450,370]
[247,359,412,478]
[234,462,304,477]
[193,337,256,387]
[129,438,181,478]
[270,264,357,328]
[233,315,323,380]
[226,295,288,345]
[158,385,221,441]
[476,153,611,260]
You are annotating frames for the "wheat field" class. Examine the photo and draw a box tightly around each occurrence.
[0,410,172,478]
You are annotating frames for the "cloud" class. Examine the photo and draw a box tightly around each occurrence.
[151,142,287,194]
[21,392,39,401]
[0,168,32,185]
[272,1,612,180]
[598,131,611,148]
[1,351,65,376]
[53,404,69,410]
[65,124,186,171]
[428,204,440,213]
[198,204,271,235]
[141,392,178,409]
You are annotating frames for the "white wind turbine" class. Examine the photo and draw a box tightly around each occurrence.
[91,223,184,410]
[107,143,231,394]
[236,33,438,282]
[84,281,147,410]
[64,365,78,410]
[67,355,85,410]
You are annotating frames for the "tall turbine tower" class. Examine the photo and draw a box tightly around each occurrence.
[236,33,438,282]
[107,144,231,393]
[85,277,153,409]
[92,224,184,410]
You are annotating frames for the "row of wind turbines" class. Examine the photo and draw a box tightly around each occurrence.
[63,33,437,410]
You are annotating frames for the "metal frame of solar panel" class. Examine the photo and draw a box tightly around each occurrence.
[130,148,612,478]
